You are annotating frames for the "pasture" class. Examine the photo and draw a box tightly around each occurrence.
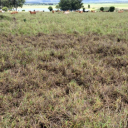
[21,3,128,10]
[0,12,128,128]
[83,3,128,9]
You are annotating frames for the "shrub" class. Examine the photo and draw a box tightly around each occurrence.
[2,7,8,12]
[24,19,26,22]
[83,8,85,12]
[100,7,104,11]
[88,4,90,8]
[22,10,25,11]
[109,6,115,12]
[48,6,53,11]
[55,5,60,10]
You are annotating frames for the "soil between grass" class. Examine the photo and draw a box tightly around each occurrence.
[0,33,128,128]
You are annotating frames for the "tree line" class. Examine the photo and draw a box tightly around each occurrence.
[0,0,83,11]
[0,0,25,10]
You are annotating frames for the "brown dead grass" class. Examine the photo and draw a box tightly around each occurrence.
[0,33,128,128]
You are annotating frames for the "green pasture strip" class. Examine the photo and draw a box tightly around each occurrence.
[0,12,128,39]
[83,3,128,9]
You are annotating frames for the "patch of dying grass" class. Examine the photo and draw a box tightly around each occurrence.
[0,33,128,128]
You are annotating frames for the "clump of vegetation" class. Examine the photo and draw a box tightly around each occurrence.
[55,4,60,10]
[83,7,85,12]
[109,6,115,12]
[59,0,83,10]
[88,4,90,8]
[48,6,53,11]
[97,7,110,12]
[0,0,25,10]
[2,6,8,11]
[100,7,104,11]
[0,15,12,20]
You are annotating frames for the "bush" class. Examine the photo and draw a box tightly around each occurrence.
[2,7,8,12]
[109,6,115,12]
[22,10,25,11]
[48,6,53,11]
[88,4,90,8]
[100,7,104,11]
[56,5,60,10]
[83,8,85,12]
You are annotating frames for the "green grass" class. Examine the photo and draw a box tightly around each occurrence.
[83,3,128,9]
[1,12,128,39]
[0,12,128,128]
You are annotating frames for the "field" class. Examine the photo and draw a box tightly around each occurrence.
[0,12,128,128]
[21,3,128,10]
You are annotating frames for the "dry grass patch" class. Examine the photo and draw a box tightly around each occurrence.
[0,33,128,128]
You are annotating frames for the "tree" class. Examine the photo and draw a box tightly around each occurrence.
[81,5,84,8]
[2,6,8,11]
[70,0,83,10]
[59,0,83,11]
[83,7,85,12]
[1,0,10,8]
[55,4,60,10]
[48,6,53,11]
[109,6,115,12]
[12,0,25,10]
[59,0,71,11]
[0,0,25,10]
[100,7,104,11]
[88,4,90,9]
[0,0,2,9]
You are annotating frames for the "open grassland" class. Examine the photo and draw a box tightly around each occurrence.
[22,5,56,9]
[0,12,128,128]
[21,3,128,10]
[83,3,128,9]
[1,12,128,38]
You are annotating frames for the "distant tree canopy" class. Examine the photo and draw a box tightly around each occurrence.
[100,7,104,11]
[109,6,115,12]
[55,4,60,10]
[59,0,83,11]
[48,6,53,11]
[0,0,25,9]
[88,4,90,8]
